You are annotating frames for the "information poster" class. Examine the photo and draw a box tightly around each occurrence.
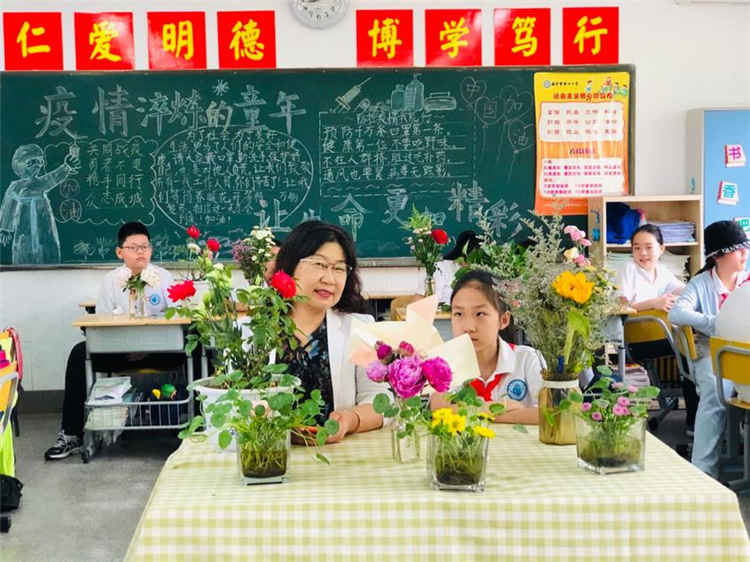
[534,71,630,215]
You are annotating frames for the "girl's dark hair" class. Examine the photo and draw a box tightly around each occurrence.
[444,230,480,261]
[630,224,664,246]
[274,221,365,314]
[117,222,150,246]
[450,269,517,344]
[696,256,716,276]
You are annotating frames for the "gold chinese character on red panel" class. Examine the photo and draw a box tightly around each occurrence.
[3,12,63,70]
[356,10,413,67]
[425,9,481,67]
[74,13,134,70]
[147,12,206,69]
[217,11,276,69]
[562,7,619,64]
[494,8,550,66]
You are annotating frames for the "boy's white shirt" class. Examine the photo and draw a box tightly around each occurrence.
[96,264,175,315]
[615,261,684,304]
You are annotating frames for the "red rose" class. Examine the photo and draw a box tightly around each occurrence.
[270,271,297,299]
[206,238,220,252]
[168,280,196,302]
[431,229,449,245]
[187,226,201,239]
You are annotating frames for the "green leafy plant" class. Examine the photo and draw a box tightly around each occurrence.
[403,207,450,276]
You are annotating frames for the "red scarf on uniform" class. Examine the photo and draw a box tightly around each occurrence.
[470,343,515,401]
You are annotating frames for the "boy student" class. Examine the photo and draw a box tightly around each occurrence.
[45,222,178,460]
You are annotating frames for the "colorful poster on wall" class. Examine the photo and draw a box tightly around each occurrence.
[356,10,413,67]
[3,12,64,70]
[74,13,135,70]
[494,8,550,66]
[562,7,619,65]
[424,9,481,67]
[217,11,276,69]
[147,12,206,70]
[534,71,631,215]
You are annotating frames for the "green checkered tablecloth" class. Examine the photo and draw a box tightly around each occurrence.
[126,426,750,561]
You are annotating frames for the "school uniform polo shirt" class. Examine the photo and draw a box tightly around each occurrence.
[615,261,684,305]
[469,338,544,407]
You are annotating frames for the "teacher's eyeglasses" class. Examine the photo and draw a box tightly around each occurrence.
[299,258,352,278]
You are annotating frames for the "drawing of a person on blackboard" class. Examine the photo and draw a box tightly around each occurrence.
[0,144,80,265]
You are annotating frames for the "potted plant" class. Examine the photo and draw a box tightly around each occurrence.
[505,214,618,445]
[560,370,660,474]
[167,226,339,479]
[425,385,505,492]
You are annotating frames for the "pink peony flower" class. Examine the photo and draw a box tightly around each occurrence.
[388,356,425,399]
[591,411,603,422]
[564,225,584,242]
[581,238,592,247]
[421,357,452,393]
[627,385,638,393]
[398,341,415,357]
[581,402,592,412]
[376,342,393,361]
[617,396,630,407]
[613,404,628,416]
[365,361,389,383]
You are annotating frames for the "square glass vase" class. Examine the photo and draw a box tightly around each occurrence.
[575,416,646,475]
[236,430,290,485]
[427,434,489,492]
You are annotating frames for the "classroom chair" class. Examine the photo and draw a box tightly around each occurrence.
[624,310,693,431]
[389,295,413,321]
[710,336,750,492]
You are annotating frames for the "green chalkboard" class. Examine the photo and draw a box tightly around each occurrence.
[0,66,632,266]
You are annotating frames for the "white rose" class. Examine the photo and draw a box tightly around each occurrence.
[116,268,132,289]
[187,243,201,254]
[140,265,161,287]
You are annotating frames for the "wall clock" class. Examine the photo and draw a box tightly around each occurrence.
[290,0,349,29]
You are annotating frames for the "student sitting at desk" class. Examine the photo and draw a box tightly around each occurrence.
[273,221,387,443]
[615,224,684,312]
[431,270,543,424]
[45,222,176,460]
[669,220,750,479]
[414,230,480,305]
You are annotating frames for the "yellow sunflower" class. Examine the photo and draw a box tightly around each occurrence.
[552,270,594,305]
[473,426,496,439]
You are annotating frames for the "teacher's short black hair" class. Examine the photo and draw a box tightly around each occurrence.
[117,222,151,247]
[275,221,365,314]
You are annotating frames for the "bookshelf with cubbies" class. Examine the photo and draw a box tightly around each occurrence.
[587,195,704,278]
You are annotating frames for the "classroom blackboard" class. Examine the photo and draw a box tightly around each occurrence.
[0,66,632,266]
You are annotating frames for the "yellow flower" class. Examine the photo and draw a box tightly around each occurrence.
[433,408,452,422]
[473,426,496,439]
[553,270,594,305]
[447,414,466,435]
[431,418,443,429]
[477,413,494,421]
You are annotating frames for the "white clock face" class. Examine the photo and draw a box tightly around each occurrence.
[290,0,348,29]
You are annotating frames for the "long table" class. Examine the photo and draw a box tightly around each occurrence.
[126,426,750,561]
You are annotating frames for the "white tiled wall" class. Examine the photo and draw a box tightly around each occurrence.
[0,266,423,390]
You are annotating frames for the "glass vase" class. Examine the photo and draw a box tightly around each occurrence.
[391,415,421,464]
[236,430,290,485]
[538,375,581,445]
[427,434,489,492]
[128,289,146,318]
[575,416,646,475]
[424,275,436,297]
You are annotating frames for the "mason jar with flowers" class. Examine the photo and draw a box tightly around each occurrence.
[403,208,450,297]
[367,340,453,463]
[116,264,161,317]
[560,371,660,474]
[511,214,618,445]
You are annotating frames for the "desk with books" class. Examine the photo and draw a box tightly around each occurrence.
[126,426,750,562]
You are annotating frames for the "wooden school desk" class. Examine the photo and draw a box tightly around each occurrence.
[71,313,198,461]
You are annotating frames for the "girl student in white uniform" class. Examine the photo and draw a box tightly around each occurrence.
[615,224,685,312]
[431,269,543,424]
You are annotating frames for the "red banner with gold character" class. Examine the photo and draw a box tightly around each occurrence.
[356,10,413,67]
[217,11,276,69]
[74,13,134,70]
[3,12,63,70]
[425,9,481,67]
[147,12,206,70]
[494,8,550,66]
[562,7,619,65]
